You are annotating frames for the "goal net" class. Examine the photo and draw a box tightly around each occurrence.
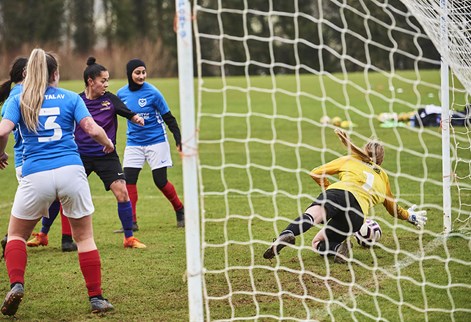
[188,0,471,320]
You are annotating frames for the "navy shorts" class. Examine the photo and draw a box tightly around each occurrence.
[307,189,364,243]
[80,151,126,191]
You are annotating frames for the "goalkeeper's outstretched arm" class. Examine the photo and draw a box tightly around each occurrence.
[383,181,427,229]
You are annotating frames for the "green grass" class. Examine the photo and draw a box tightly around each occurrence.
[0,78,188,321]
[196,72,471,321]
[0,71,470,321]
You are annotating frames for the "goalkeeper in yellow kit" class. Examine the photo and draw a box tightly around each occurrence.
[263,129,427,263]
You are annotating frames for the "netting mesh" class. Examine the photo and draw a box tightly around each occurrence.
[192,0,471,320]
[402,0,471,96]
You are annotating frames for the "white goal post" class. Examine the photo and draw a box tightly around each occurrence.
[177,0,471,321]
[400,0,471,234]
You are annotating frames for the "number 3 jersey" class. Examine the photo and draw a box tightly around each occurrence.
[117,82,170,147]
[3,86,91,177]
[310,155,408,219]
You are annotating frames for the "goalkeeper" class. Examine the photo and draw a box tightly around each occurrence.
[263,129,427,263]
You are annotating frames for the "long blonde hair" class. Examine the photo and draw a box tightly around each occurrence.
[20,49,58,132]
[335,129,384,165]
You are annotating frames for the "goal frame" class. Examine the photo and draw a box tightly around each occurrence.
[177,0,462,320]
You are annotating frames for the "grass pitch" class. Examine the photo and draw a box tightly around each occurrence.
[0,72,469,321]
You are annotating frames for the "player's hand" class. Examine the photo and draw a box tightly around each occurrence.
[407,205,427,229]
[102,138,115,154]
[131,115,144,126]
[0,152,8,169]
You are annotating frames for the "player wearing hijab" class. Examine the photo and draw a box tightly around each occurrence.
[1,57,76,253]
[117,59,184,230]
[263,129,427,263]
[0,49,114,315]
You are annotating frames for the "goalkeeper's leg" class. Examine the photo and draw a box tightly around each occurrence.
[263,200,329,259]
[313,208,363,263]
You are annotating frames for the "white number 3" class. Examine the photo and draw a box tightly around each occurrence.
[38,107,62,142]
[362,171,375,192]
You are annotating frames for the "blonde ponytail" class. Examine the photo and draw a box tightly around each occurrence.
[20,49,58,133]
[20,49,49,132]
[334,129,384,165]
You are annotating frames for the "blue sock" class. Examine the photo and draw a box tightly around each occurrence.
[41,200,61,234]
[118,201,134,238]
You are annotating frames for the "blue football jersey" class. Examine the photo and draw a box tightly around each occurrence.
[117,82,170,146]
[3,86,91,176]
[1,84,24,168]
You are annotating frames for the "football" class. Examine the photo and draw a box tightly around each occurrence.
[354,219,382,247]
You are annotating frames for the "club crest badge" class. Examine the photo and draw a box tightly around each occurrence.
[138,98,147,107]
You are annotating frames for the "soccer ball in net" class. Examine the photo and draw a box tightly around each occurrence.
[354,219,382,247]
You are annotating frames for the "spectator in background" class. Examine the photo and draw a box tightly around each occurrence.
[117,59,185,230]
[0,49,114,315]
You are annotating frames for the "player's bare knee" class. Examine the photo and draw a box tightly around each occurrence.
[110,180,129,202]
[75,237,97,253]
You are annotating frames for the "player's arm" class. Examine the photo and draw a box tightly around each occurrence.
[108,93,144,126]
[152,89,182,152]
[162,111,182,152]
[309,157,344,189]
[383,179,427,229]
[0,119,15,169]
[79,116,114,154]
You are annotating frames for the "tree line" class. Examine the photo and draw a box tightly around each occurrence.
[0,0,177,80]
[196,0,440,76]
[0,0,439,80]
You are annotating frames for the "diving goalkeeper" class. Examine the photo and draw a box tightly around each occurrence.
[263,129,427,263]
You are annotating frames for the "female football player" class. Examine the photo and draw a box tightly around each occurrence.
[29,57,147,249]
[0,49,114,315]
[263,129,427,263]
[117,59,184,229]
[1,57,76,253]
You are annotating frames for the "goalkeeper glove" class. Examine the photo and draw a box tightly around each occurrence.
[407,205,427,229]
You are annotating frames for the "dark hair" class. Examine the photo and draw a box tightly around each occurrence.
[83,56,107,87]
[46,53,58,83]
[0,57,28,104]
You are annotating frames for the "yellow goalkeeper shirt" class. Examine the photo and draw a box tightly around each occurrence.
[310,155,409,220]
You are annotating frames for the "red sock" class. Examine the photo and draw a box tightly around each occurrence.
[126,184,138,222]
[78,249,102,297]
[5,240,27,285]
[60,205,72,236]
[160,182,183,211]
